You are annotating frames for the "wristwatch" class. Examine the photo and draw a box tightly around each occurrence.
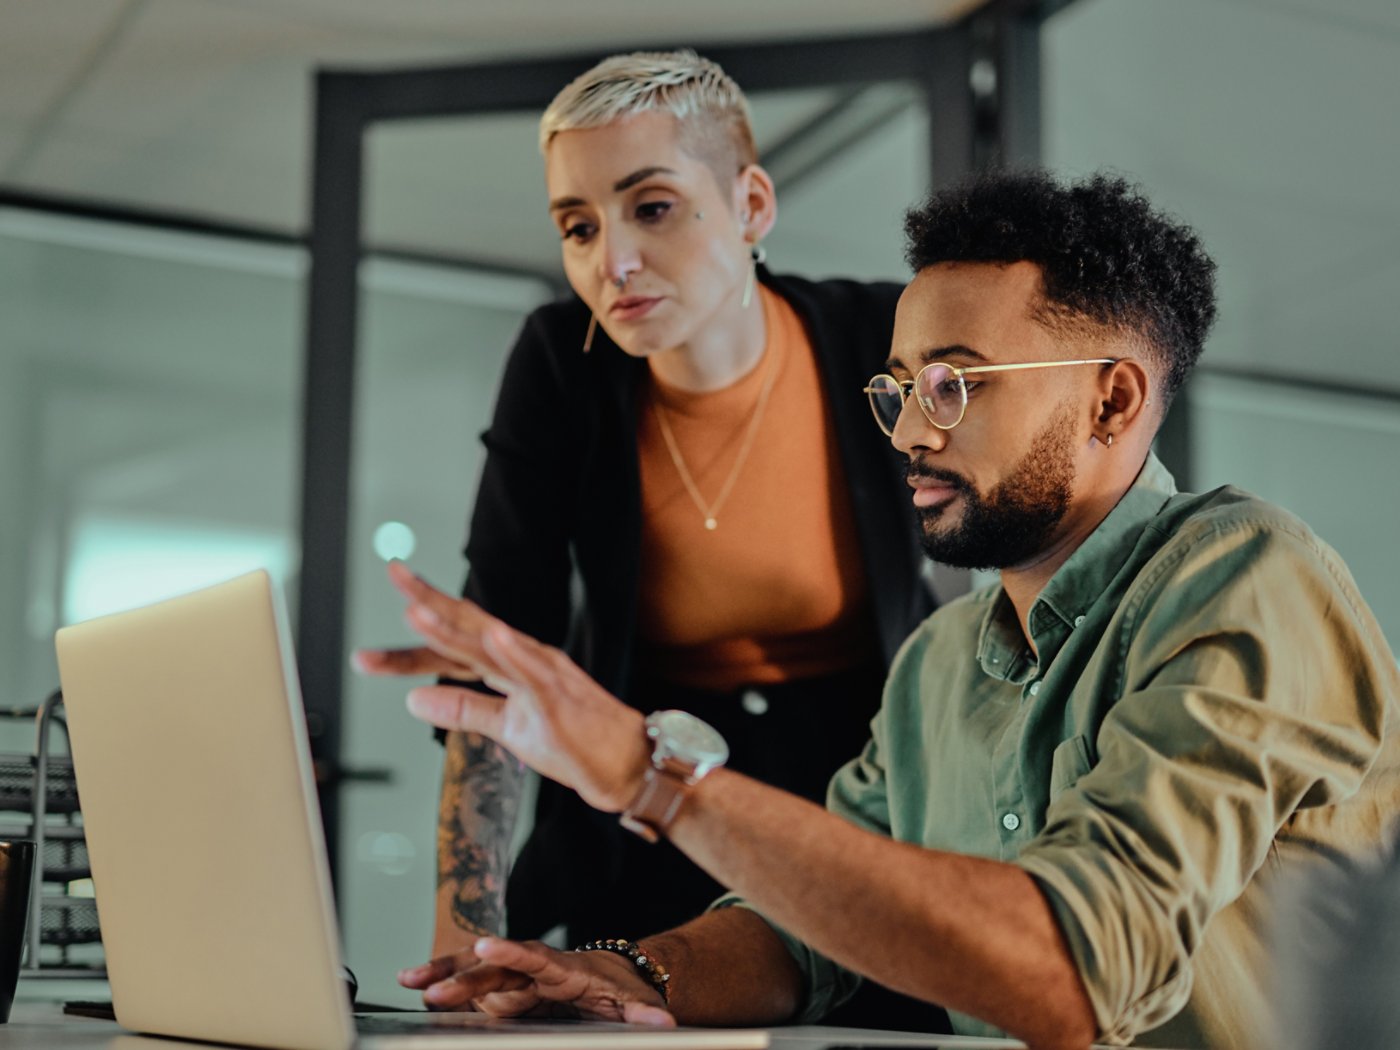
[619,710,729,843]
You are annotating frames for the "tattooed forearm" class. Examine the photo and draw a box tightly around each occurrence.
[436,729,526,940]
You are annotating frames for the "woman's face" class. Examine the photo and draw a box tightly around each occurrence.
[544,109,771,358]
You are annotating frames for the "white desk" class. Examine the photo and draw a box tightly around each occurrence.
[0,1002,1026,1049]
[0,980,1025,1050]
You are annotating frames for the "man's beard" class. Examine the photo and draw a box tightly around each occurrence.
[911,402,1077,571]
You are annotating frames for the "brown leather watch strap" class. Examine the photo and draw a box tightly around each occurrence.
[618,757,697,843]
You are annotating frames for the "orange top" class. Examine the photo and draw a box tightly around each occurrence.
[635,285,878,690]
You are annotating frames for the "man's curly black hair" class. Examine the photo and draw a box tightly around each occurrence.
[903,170,1217,402]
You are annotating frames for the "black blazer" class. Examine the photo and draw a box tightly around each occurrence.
[460,268,933,698]
[458,269,935,938]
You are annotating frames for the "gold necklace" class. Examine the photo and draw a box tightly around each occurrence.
[651,342,781,531]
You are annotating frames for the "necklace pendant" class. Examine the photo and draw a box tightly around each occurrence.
[704,517,718,531]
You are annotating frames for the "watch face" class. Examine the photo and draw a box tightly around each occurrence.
[648,710,729,767]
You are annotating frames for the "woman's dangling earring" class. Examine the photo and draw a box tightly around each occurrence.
[741,243,767,309]
[582,314,598,354]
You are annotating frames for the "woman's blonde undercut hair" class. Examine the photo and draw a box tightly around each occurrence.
[540,50,758,181]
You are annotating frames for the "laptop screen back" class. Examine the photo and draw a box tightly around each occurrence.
[56,570,354,1050]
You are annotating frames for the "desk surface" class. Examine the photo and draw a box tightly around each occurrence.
[0,981,1025,1050]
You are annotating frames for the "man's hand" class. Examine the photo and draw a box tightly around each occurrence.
[354,561,649,813]
[352,644,482,683]
[399,937,676,1027]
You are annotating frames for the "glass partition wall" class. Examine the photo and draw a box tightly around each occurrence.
[0,213,304,969]
[0,212,304,735]
[1044,0,1400,654]
[0,204,546,989]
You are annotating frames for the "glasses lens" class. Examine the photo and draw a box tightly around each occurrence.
[915,364,963,428]
[867,375,904,435]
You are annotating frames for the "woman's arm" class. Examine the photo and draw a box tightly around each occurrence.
[431,730,526,953]
[428,304,590,954]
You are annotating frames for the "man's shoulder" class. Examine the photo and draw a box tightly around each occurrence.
[1151,485,1337,565]
[1130,484,1363,620]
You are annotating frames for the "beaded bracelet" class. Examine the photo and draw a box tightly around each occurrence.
[574,938,671,1003]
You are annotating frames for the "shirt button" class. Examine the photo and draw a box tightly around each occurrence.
[740,690,769,716]
[1002,812,1021,831]
[1028,681,1042,697]
[1073,615,1085,628]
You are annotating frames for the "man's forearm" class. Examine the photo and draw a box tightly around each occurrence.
[378,572,1091,1041]
[667,770,1097,1050]
[432,729,525,955]
[639,907,803,1026]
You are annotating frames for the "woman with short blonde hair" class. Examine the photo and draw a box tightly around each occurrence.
[424,47,938,1031]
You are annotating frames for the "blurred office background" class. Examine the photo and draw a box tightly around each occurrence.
[1,0,1395,1003]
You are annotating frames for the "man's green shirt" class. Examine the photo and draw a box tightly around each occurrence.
[732,455,1400,1047]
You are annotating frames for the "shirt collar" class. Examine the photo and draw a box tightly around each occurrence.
[1033,452,1178,630]
[975,453,1179,678]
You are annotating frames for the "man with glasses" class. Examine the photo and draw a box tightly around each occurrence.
[359,171,1400,1050]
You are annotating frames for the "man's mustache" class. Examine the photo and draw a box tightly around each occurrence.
[905,459,971,492]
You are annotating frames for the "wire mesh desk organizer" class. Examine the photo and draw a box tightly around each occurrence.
[0,689,104,975]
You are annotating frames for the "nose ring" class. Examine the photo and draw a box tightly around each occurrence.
[611,274,629,289]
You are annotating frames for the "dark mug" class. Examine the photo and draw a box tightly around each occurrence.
[0,840,35,1024]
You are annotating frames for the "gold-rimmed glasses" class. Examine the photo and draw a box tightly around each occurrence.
[864,358,1119,436]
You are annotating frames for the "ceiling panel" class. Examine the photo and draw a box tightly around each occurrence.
[0,1,131,174]
[0,2,131,119]
[0,0,982,236]
[217,0,985,51]
[3,0,488,227]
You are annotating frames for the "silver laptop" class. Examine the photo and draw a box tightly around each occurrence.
[55,570,768,1050]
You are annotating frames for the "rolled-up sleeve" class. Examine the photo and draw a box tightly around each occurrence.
[1017,518,1391,1044]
